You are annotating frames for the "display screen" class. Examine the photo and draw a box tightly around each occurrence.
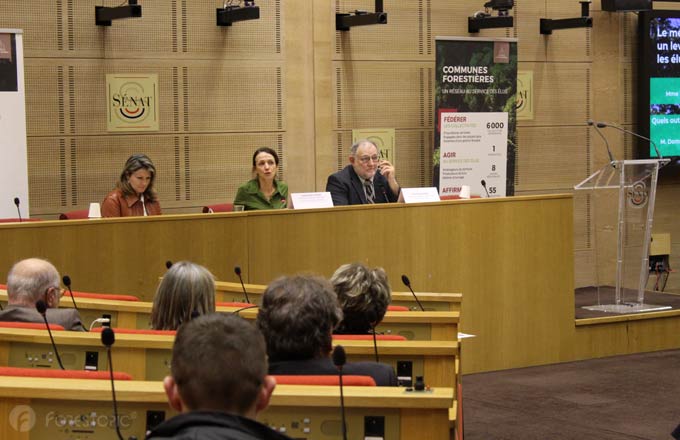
[639,11,680,158]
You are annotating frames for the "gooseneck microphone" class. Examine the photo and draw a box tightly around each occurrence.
[101,327,125,440]
[400,275,425,311]
[587,119,615,165]
[332,345,348,440]
[165,260,173,270]
[13,197,22,222]
[231,304,259,315]
[367,309,380,363]
[481,180,490,198]
[595,120,663,160]
[36,299,65,370]
[62,275,80,312]
[234,266,251,304]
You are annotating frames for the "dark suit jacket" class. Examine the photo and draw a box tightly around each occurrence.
[0,304,86,331]
[326,165,398,206]
[268,357,397,386]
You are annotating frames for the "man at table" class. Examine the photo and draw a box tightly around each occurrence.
[147,313,290,440]
[0,258,85,331]
[325,139,402,206]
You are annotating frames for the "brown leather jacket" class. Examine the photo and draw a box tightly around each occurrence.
[101,188,162,218]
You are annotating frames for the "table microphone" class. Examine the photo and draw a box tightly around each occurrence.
[35,299,65,370]
[165,260,173,270]
[481,180,490,198]
[596,120,663,160]
[332,345,348,440]
[586,119,616,165]
[13,197,22,222]
[62,275,80,312]
[101,327,125,440]
[400,275,425,311]
[234,266,251,304]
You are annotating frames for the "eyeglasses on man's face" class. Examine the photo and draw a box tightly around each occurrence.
[357,155,380,164]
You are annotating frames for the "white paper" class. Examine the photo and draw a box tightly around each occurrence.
[291,192,334,210]
[401,187,441,204]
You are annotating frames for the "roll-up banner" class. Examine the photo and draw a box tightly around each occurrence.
[434,37,517,198]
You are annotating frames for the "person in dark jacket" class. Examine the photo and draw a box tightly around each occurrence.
[256,275,397,386]
[146,313,290,440]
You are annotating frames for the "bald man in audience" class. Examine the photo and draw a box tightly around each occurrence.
[0,258,85,331]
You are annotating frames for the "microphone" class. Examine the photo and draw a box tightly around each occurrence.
[595,120,663,160]
[13,197,21,222]
[231,304,259,315]
[234,266,251,304]
[378,183,388,202]
[165,260,173,270]
[480,180,490,198]
[101,327,125,440]
[62,275,80,313]
[35,299,65,370]
[332,345,348,440]
[587,119,616,165]
[400,275,425,311]
[367,309,379,363]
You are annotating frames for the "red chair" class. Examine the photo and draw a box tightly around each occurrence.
[90,327,176,336]
[202,203,234,213]
[273,375,376,386]
[332,334,407,341]
[0,321,66,331]
[59,209,89,220]
[64,291,140,302]
[216,301,256,308]
[387,305,410,311]
[0,366,132,380]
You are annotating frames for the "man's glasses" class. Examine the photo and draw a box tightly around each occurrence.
[357,155,380,164]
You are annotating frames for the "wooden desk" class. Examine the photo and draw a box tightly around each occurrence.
[215,280,463,312]
[0,328,458,388]
[0,291,459,341]
[0,195,574,373]
[0,376,454,439]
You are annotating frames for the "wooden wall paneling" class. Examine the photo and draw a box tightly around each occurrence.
[23,61,65,137]
[514,126,589,192]
[183,0,282,58]
[334,0,428,60]
[591,11,621,129]
[651,185,680,292]
[429,1,515,44]
[26,138,67,213]
[314,0,337,190]
[573,322,629,360]
[514,0,548,63]
[282,0,316,194]
[543,2,592,62]
[185,133,285,204]
[0,0,63,56]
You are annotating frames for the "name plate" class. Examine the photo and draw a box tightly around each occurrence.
[401,187,441,204]
[291,192,334,210]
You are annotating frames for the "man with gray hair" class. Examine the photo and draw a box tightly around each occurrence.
[0,258,85,331]
[326,139,402,206]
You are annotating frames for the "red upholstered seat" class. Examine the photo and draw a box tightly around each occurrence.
[273,375,376,386]
[65,291,140,302]
[0,366,132,380]
[202,203,234,213]
[332,334,407,341]
[0,321,66,331]
[58,209,89,220]
[216,301,256,308]
[90,327,176,336]
[387,305,410,311]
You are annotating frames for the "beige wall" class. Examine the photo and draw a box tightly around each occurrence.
[2,0,679,290]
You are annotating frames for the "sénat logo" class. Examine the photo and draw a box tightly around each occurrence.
[9,405,36,432]
[106,74,159,132]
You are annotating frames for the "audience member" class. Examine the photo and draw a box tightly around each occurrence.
[0,258,85,331]
[102,153,162,217]
[147,313,290,440]
[256,275,397,386]
[330,263,391,334]
[325,139,401,206]
[150,261,216,330]
[234,147,288,210]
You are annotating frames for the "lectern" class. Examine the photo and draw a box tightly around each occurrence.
[574,159,670,313]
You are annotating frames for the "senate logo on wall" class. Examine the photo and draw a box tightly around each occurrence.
[106,74,159,132]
